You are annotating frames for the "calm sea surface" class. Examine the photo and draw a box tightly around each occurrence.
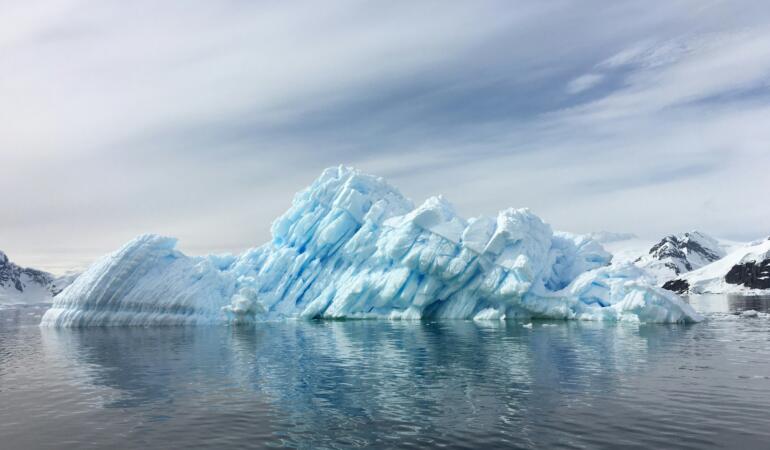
[1,296,770,449]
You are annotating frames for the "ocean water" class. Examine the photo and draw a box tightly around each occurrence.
[1,296,769,449]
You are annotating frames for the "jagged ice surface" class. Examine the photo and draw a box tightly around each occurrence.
[41,167,702,326]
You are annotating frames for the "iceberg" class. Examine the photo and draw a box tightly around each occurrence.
[41,166,702,326]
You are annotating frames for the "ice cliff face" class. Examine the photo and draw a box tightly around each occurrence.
[0,251,74,305]
[41,167,702,326]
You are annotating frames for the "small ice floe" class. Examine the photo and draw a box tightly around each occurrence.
[522,323,533,329]
[741,309,759,318]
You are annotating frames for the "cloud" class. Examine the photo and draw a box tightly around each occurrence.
[566,73,605,94]
[566,30,770,122]
[1,0,770,271]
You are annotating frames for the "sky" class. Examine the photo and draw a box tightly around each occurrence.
[2,0,770,273]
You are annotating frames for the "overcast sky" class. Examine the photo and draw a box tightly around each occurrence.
[2,0,770,273]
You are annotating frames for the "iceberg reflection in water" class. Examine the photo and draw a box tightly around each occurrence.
[0,308,762,449]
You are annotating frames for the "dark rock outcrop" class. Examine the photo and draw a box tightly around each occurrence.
[725,259,770,290]
[662,278,690,294]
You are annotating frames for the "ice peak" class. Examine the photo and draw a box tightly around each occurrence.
[271,166,413,247]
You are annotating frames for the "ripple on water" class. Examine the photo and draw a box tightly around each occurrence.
[0,297,769,449]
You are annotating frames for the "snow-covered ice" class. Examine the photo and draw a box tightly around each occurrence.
[41,167,703,327]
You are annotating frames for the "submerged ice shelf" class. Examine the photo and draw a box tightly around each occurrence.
[41,167,702,326]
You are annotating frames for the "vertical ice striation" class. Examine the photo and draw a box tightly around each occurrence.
[41,235,239,326]
[41,166,703,326]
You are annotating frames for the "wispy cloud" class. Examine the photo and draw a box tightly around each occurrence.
[566,73,605,94]
[1,0,769,271]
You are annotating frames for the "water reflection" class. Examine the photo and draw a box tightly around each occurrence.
[2,297,769,449]
[34,319,707,448]
[686,294,770,314]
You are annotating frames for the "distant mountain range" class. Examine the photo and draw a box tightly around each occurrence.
[0,251,77,305]
[662,238,770,294]
[597,231,770,295]
[634,231,728,283]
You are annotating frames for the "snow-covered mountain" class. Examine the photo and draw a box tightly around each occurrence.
[597,230,769,295]
[41,166,701,326]
[662,238,770,294]
[633,231,728,284]
[0,251,75,305]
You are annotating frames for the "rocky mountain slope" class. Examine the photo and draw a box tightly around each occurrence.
[0,251,75,304]
[633,231,727,283]
[662,238,770,294]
